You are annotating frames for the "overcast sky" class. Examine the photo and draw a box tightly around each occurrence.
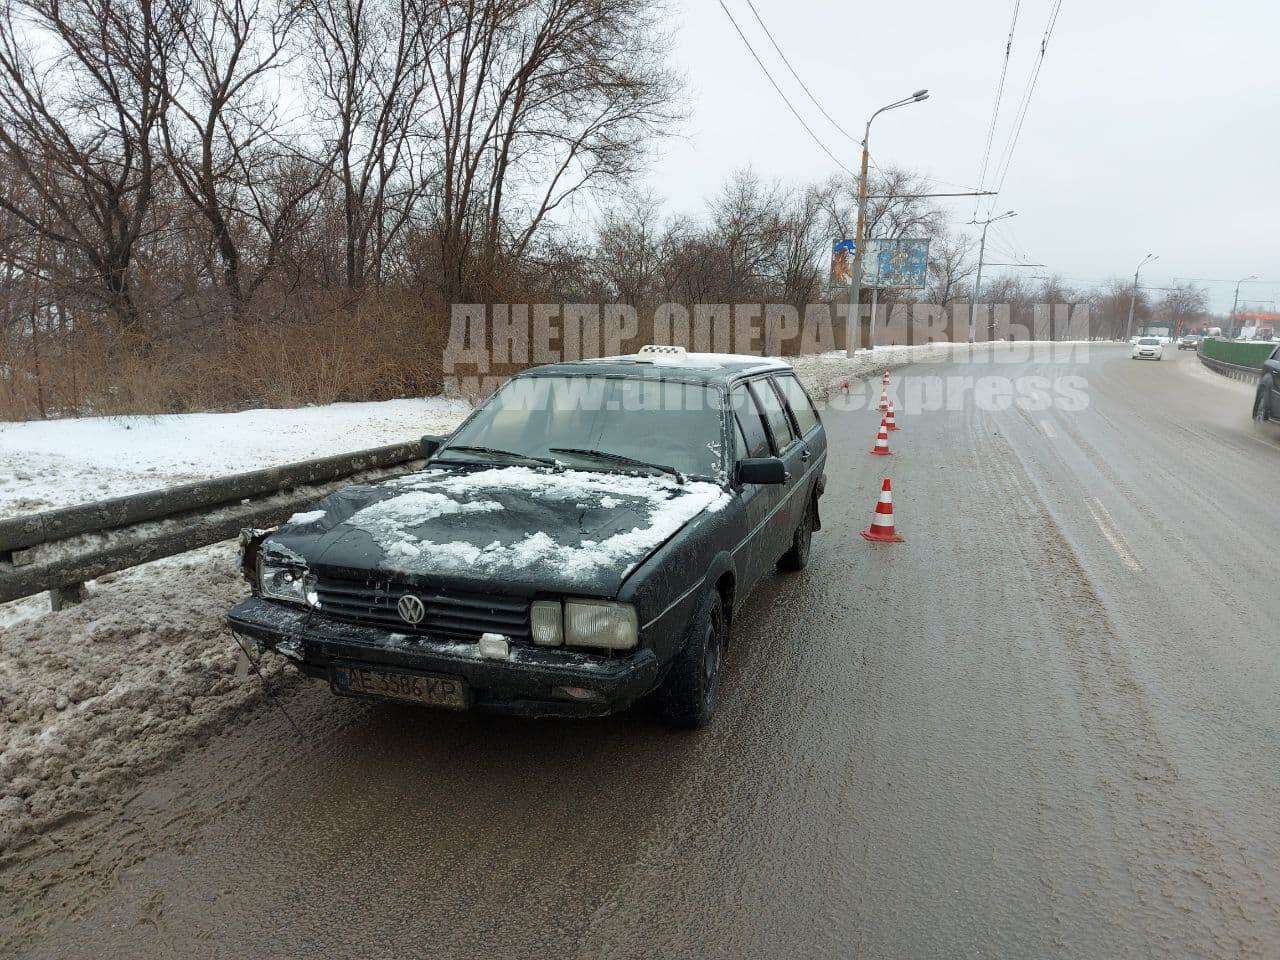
[645,0,1279,312]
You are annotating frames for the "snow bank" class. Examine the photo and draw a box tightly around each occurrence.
[0,396,476,852]
[789,340,1103,400]
[789,343,962,399]
[0,544,291,853]
[0,396,471,519]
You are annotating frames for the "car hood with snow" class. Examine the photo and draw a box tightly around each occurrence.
[261,464,730,597]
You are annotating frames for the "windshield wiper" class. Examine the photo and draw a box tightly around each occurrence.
[440,445,559,467]
[550,447,684,483]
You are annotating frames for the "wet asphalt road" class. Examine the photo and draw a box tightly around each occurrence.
[6,345,1280,959]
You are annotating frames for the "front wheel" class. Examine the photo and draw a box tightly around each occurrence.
[657,591,727,729]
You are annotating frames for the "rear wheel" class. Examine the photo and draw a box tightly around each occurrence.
[657,591,727,729]
[778,497,815,571]
[1254,385,1272,423]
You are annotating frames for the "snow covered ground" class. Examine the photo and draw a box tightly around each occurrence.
[0,397,476,852]
[0,397,471,519]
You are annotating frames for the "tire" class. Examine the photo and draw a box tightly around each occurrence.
[657,590,727,729]
[778,496,815,571]
[1254,385,1272,424]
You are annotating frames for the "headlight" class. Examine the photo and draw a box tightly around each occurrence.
[564,599,638,650]
[259,561,315,607]
[530,600,564,646]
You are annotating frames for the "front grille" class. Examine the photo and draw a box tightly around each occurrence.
[313,573,530,642]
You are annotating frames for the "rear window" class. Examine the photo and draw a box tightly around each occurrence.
[774,374,820,435]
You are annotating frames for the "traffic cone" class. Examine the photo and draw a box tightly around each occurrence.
[870,418,892,456]
[885,402,899,431]
[860,478,905,543]
[878,387,889,411]
[882,368,890,384]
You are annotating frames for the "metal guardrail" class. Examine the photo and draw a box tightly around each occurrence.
[0,441,426,609]
[1197,350,1264,384]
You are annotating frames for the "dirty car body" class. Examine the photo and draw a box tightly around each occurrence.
[227,351,827,726]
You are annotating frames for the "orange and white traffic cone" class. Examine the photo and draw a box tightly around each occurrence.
[870,418,892,456]
[885,402,899,431]
[860,478,905,543]
[882,368,890,384]
[878,387,889,411]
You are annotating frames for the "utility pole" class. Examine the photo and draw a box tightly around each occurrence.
[845,89,929,358]
[1124,253,1158,341]
[967,210,1016,342]
[1230,274,1258,338]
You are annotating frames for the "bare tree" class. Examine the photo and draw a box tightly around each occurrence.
[592,193,667,308]
[817,167,947,249]
[423,0,681,301]
[1090,278,1148,340]
[160,0,319,307]
[304,0,431,290]
[1158,282,1209,338]
[772,184,826,310]
[925,232,976,306]
[0,0,174,326]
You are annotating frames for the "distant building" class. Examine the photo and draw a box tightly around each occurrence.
[1236,311,1279,340]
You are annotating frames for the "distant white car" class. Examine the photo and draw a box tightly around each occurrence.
[1132,337,1163,360]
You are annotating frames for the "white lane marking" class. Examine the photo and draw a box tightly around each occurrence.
[1039,419,1057,438]
[1250,435,1280,454]
[1084,498,1142,573]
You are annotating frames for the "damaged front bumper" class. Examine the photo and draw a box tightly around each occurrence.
[226,596,660,718]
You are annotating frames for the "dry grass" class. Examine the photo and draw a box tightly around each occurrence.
[1,292,456,420]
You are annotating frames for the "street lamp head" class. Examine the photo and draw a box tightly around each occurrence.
[913,89,929,100]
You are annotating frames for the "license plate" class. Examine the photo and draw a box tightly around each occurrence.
[331,665,469,710]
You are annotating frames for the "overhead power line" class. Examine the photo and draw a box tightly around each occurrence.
[715,0,854,175]
[741,0,858,144]
[864,191,997,198]
[1174,276,1280,284]
[974,0,1023,217]
[986,0,1066,208]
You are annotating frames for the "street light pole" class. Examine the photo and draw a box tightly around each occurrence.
[1124,253,1158,341]
[967,210,1016,342]
[1230,274,1258,338]
[845,89,929,358]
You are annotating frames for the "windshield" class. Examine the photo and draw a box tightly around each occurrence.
[1138,338,1159,345]
[443,375,726,479]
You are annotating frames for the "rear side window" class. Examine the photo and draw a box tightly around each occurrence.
[774,374,820,435]
[730,385,770,459]
[749,379,795,451]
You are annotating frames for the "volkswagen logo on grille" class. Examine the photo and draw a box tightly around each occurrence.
[397,594,426,625]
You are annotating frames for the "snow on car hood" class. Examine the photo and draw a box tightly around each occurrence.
[266,465,730,594]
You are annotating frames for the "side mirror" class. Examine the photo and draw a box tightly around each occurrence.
[1264,358,1280,376]
[420,435,443,459]
[736,457,787,485]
